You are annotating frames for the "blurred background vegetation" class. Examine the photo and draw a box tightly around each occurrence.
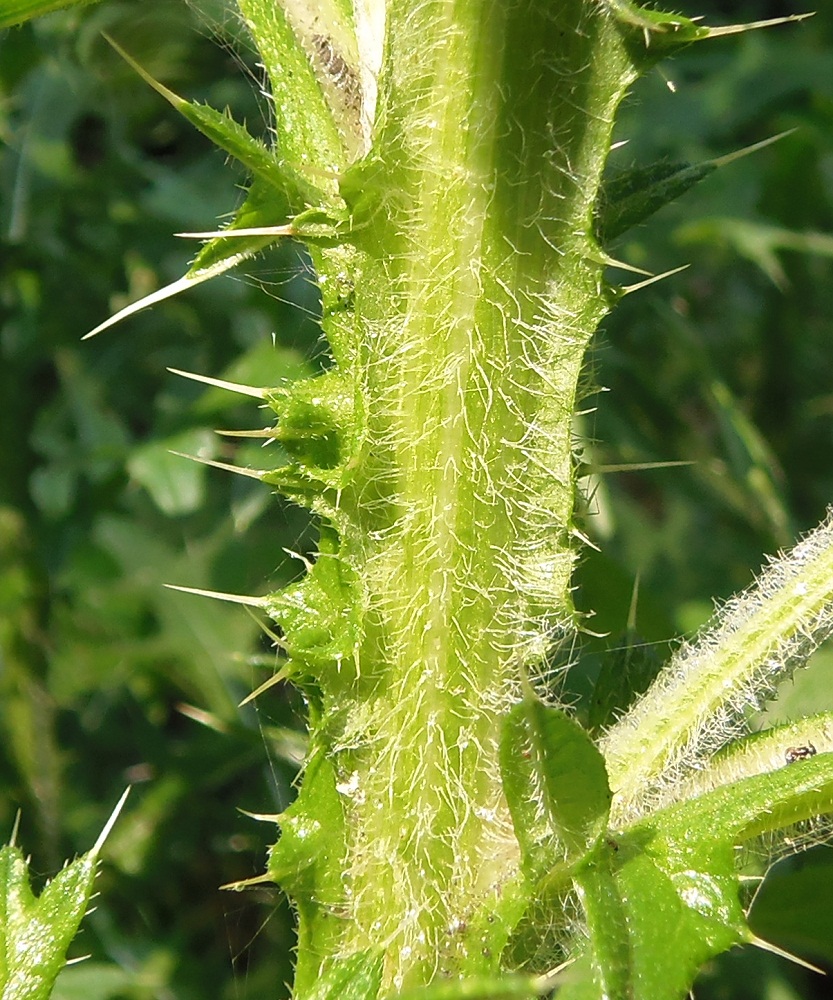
[1,1,832,998]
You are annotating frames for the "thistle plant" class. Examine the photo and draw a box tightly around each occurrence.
[3,1,833,999]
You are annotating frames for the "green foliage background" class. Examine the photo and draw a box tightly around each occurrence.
[1,1,833,998]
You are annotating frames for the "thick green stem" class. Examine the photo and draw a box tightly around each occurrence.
[292,2,636,989]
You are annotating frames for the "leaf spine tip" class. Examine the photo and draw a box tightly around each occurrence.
[214,427,276,439]
[66,955,92,967]
[748,934,826,976]
[164,583,267,608]
[599,254,653,276]
[83,275,199,339]
[620,263,689,296]
[174,225,295,239]
[711,129,798,169]
[103,33,185,109]
[239,666,291,706]
[91,787,131,857]
[168,451,267,480]
[705,13,814,39]
[585,459,694,474]
[220,873,274,891]
[237,808,282,823]
[166,368,266,399]
[175,702,229,733]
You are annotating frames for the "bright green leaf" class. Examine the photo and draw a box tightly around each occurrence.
[267,751,348,994]
[390,972,540,1000]
[501,696,611,874]
[238,0,349,172]
[0,846,98,1000]
[305,949,383,1000]
[0,794,127,1000]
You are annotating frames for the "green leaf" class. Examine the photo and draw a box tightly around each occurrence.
[652,748,833,850]
[238,0,349,172]
[558,825,743,999]
[104,35,325,213]
[305,948,383,1000]
[595,135,792,244]
[0,795,127,1000]
[267,751,348,995]
[264,523,362,690]
[0,846,98,1000]
[0,0,98,28]
[595,160,716,245]
[604,0,708,63]
[588,632,663,733]
[599,842,744,1000]
[558,753,833,1000]
[577,756,833,999]
[389,973,540,1000]
[556,837,745,1000]
[501,696,611,875]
